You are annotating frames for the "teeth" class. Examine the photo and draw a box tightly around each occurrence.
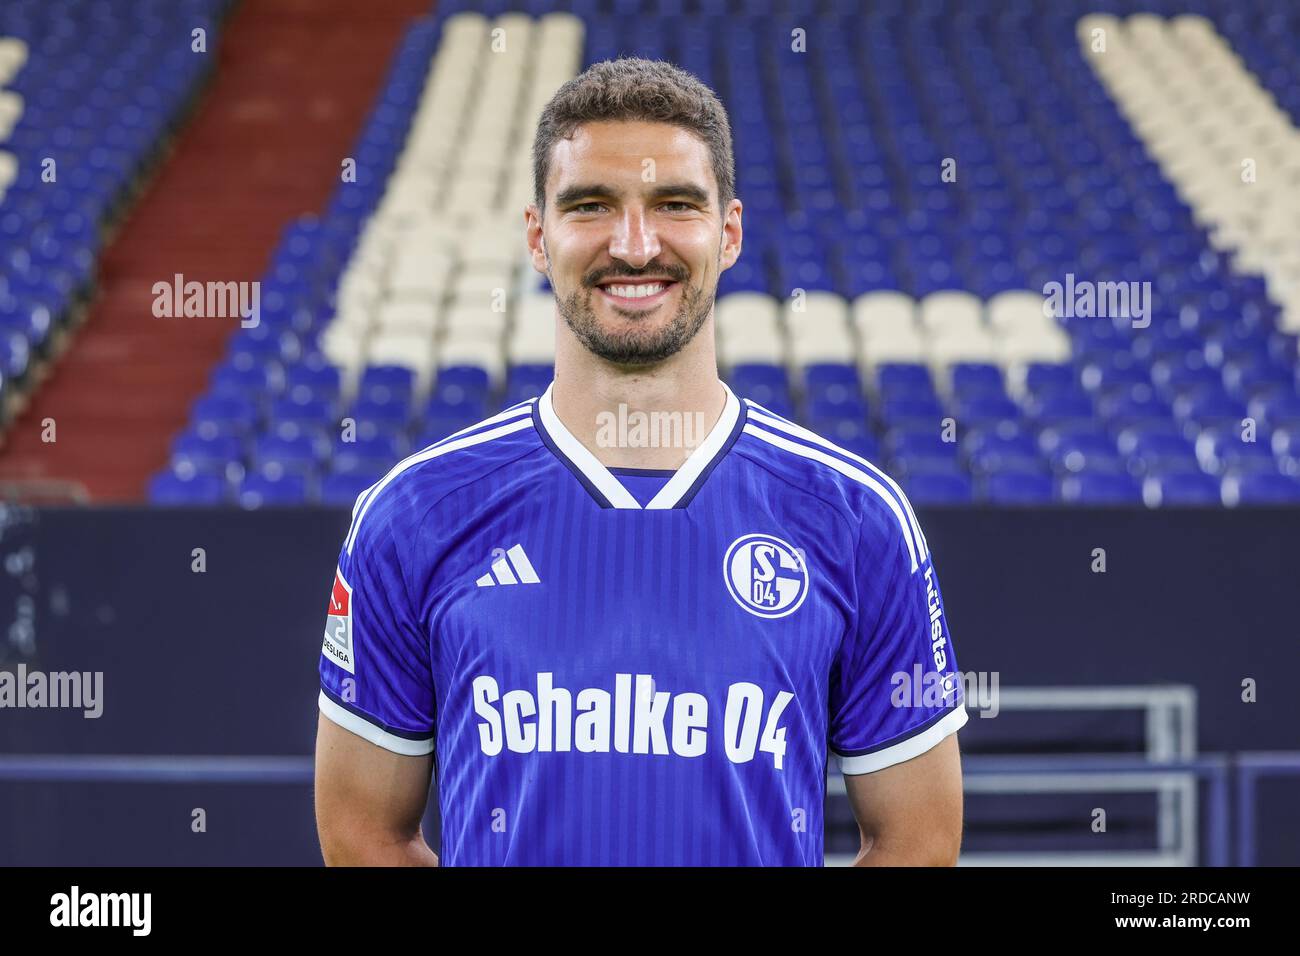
[606,283,665,299]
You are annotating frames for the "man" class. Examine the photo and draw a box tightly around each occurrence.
[315,57,966,866]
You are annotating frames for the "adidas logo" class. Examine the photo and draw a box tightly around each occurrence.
[476,544,541,587]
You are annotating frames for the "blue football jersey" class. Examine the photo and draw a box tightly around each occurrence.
[318,381,967,866]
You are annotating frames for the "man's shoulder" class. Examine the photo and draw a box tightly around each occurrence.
[343,402,542,552]
[736,399,927,560]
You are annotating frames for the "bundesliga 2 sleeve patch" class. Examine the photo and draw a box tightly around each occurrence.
[322,567,355,674]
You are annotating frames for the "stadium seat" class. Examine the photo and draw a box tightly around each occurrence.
[238,473,310,508]
[149,471,227,506]
[1222,472,1300,506]
[1060,473,1144,505]
[147,0,1300,519]
[1143,473,1222,507]
[981,470,1056,505]
[319,472,375,506]
[904,472,974,505]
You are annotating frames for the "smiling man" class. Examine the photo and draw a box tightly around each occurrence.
[314,57,966,866]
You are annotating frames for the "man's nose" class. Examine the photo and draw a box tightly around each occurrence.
[608,207,661,268]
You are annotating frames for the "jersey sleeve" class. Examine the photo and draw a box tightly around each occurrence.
[318,501,436,756]
[828,507,968,774]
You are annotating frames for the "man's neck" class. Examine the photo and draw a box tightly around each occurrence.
[550,334,726,471]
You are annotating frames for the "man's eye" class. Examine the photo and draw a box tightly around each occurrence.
[661,202,693,212]
[573,202,604,213]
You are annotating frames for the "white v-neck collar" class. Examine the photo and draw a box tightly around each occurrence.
[535,380,744,510]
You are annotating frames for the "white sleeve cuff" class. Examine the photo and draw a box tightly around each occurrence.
[318,691,435,756]
[834,706,968,775]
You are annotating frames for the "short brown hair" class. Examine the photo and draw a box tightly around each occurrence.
[532,57,735,216]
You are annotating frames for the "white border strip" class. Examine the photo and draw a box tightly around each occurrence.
[646,383,740,509]
[318,691,435,757]
[835,707,968,775]
[538,383,641,508]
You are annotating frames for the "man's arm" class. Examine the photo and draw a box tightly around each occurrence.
[314,713,439,866]
[843,733,963,866]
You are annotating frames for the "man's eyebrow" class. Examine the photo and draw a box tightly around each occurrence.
[553,182,712,208]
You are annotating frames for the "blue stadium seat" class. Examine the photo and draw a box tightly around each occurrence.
[1060,473,1143,505]
[238,473,311,508]
[981,470,1055,505]
[807,394,867,424]
[330,456,393,482]
[149,471,227,506]
[1249,392,1300,430]
[1272,427,1300,471]
[904,472,973,505]
[332,432,404,463]
[810,417,872,449]
[1143,473,1221,507]
[1173,390,1246,428]
[967,436,1043,475]
[320,472,374,506]
[349,395,411,431]
[435,364,492,399]
[283,363,342,401]
[949,363,1005,399]
[1222,472,1300,506]
[1048,434,1123,475]
[1027,392,1094,424]
[271,394,336,429]
[1152,355,1221,398]
[955,395,1020,424]
[835,434,881,462]
[211,362,277,395]
[731,363,791,408]
[880,395,945,429]
[171,432,242,472]
[1195,427,1278,476]
[887,429,960,464]
[803,362,861,400]
[508,363,555,396]
[1023,362,1076,398]
[418,414,478,447]
[1223,357,1292,402]
[192,393,260,434]
[359,365,416,404]
[875,363,935,398]
[1097,384,1172,426]
[252,434,321,478]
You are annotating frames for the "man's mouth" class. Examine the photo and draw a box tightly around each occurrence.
[594,278,678,308]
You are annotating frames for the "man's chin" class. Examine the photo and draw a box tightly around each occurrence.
[581,334,683,367]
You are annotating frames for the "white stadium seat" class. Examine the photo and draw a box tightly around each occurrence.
[859,329,927,370]
[718,326,785,365]
[851,290,916,334]
[918,290,985,336]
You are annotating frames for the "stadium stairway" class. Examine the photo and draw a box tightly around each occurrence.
[0,0,430,501]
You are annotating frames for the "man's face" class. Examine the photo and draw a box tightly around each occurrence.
[526,120,742,366]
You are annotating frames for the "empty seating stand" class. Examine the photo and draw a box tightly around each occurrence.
[147,1,1300,507]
